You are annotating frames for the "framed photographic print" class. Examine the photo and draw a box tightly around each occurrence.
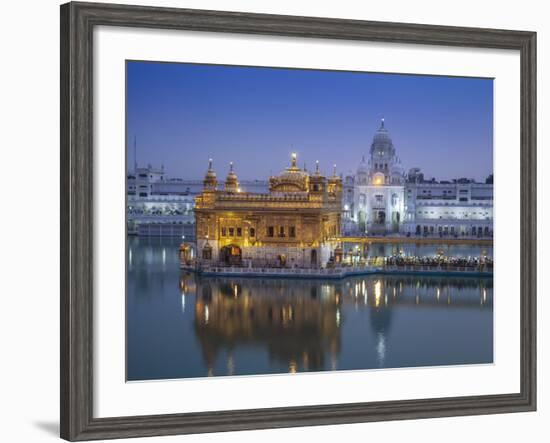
[60,1,536,441]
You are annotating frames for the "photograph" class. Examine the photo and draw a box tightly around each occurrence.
[0,0,542,441]
[126,61,494,381]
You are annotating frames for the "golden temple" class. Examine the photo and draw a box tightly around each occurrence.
[193,153,343,268]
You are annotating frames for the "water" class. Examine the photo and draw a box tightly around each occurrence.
[127,237,493,381]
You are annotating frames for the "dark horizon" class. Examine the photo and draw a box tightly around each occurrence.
[127,61,493,182]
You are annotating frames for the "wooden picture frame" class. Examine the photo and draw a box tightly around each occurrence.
[60,1,536,440]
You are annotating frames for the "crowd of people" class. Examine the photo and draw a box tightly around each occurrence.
[383,255,493,269]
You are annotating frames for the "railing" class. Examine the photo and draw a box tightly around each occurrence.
[198,266,358,277]
[185,262,493,276]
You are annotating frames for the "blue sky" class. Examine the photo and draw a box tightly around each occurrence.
[127,61,493,182]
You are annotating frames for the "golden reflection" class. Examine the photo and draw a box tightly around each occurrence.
[289,359,297,374]
[374,280,382,307]
[182,273,492,375]
[193,276,342,373]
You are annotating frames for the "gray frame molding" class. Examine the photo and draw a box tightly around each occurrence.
[60,2,536,441]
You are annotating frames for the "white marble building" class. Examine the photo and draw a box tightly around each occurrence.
[126,163,268,236]
[345,119,406,234]
[344,120,493,238]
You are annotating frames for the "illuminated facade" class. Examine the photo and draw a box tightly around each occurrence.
[352,118,405,234]
[344,119,493,237]
[194,154,343,268]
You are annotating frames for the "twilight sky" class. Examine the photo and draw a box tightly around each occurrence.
[127,61,493,182]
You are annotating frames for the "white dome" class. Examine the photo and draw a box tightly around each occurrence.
[370,118,395,157]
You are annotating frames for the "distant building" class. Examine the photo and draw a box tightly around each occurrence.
[127,164,267,236]
[127,119,493,240]
[194,154,342,268]
[344,119,493,238]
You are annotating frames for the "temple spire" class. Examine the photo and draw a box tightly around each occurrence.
[203,157,217,190]
[225,161,239,193]
[291,152,297,169]
[380,117,385,129]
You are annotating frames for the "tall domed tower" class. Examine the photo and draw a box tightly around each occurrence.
[368,118,403,186]
[353,119,405,235]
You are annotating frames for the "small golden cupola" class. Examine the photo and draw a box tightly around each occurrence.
[225,162,239,193]
[327,163,343,198]
[309,160,326,193]
[203,158,217,191]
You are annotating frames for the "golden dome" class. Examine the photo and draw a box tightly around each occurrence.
[270,153,309,192]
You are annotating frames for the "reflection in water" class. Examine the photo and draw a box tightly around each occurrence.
[193,277,343,374]
[127,237,493,381]
[183,272,493,377]
[377,333,386,367]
